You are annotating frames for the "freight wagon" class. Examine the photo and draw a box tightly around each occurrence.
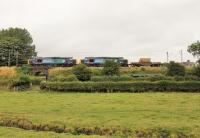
[130,58,161,67]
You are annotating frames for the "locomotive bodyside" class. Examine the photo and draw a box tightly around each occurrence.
[29,57,76,67]
[81,57,128,67]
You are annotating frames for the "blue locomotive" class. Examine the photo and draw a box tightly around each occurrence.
[29,57,76,67]
[81,57,128,67]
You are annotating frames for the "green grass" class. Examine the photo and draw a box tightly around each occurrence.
[0,90,200,137]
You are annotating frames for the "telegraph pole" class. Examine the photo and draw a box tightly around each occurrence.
[166,51,169,63]
[8,50,11,66]
[16,49,19,66]
[180,50,183,63]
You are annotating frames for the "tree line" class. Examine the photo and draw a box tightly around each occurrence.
[0,28,37,66]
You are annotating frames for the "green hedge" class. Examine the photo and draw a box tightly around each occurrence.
[40,81,200,92]
[91,75,200,82]
[91,75,134,82]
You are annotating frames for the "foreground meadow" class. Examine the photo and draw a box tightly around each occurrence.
[0,91,200,137]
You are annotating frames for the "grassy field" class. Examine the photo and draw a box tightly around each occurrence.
[0,90,200,137]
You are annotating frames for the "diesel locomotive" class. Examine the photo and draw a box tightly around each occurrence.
[28,57,76,67]
[81,57,128,67]
[29,57,161,67]
[29,57,129,67]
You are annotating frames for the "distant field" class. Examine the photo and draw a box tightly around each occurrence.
[0,91,200,137]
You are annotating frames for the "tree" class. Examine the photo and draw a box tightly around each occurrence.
[192,65,200,77]
[102,60,120,76]
[166,61,185,76]
[72,64,91,81]
[0,28,36,66]
[188,41,200,63]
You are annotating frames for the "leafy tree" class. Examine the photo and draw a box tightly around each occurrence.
[0,28,36,66]
[72,64,91,81]
[166,61,185,76]
[188,41,200,63]
[192,65,200,77]
[102,60,120,76]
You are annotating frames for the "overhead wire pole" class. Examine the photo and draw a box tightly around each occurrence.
[181,50,183,63]
[166,51,169,63]
[16,49,19,66]
[8,50,11,66]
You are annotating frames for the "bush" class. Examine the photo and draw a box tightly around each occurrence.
[16,65,32,75]
[40,81,200,92]
[72,64,91,81]
[102,61,120,76]
[166,62,185,76]
[192,65,200,77]
[10,75,31,90]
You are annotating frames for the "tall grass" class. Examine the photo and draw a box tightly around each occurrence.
[48,67,73,77]
[121,67,167,74]
[0,67,17,78]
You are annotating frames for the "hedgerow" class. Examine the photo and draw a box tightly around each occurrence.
[91,75,134,82]
[91,75,200,82]
[0,117,196,137]
[40,81,200,92]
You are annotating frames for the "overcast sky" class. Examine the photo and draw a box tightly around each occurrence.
[0,0,200,62]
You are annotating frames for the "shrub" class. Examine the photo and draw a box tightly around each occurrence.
[10,75,31,90]
[40,81,200,92]
[72,64,91,81]
[166,62,185,76]
[16,65,32,75]
[192,65,200,77]
[102,60,120,76]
